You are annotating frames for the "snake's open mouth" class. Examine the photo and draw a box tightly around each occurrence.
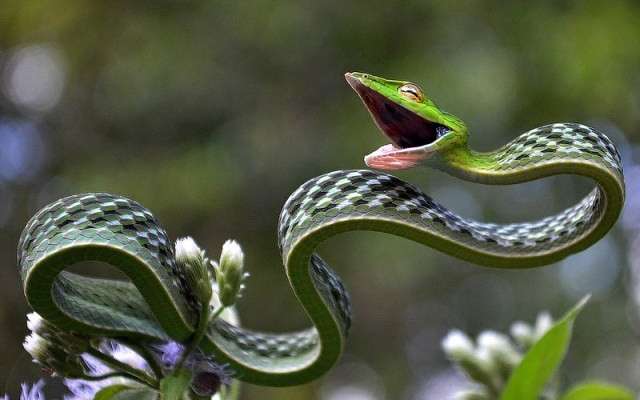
[345,72,449,170]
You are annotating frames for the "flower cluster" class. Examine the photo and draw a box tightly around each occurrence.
[22,312,87,379]
[441,311,554,400]
[153,342,233,397]
[175,237,249,309]
[5,238,247,400]
[5,338,235,400]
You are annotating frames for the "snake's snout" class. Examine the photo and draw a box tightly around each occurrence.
[344,72,367,90]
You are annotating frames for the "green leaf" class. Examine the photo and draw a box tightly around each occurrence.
[94,385,131,400]
[500,295,590,400]
[560,381,635,400]
[160,369,193,400]
[94,385,158,400]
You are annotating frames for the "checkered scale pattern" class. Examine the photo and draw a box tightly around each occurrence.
[18,193,326,362]
[213,321,319,359]
[279,124,622,256]
[14,122,624,377]
[282,169,581,259]
[269,121,625,365]
[18,193,198,336]
[493,123,622,175]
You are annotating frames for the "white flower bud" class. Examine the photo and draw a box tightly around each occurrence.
[23,333,84,377]
[175,237,203,266]
[442,330,475,361]
[534,311,553,340]
[175,237,213,305]
[447,344,501,391]
[219,240,244,274]
[510,321,533,348]
[216,240,247,307]
[26,312,44,333]
[23,333,46,360]
[477,330,521,368]
[477,330,510,351]
[26,312,89,354]
[473,346,498,374]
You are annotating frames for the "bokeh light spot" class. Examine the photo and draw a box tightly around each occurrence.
[0,120,46,183]
[3,44,66,112]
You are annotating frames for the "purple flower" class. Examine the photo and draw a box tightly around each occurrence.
[18,291,240,399]
[152,341,234,394]
[154,341,184,367]
[8,339,234,400]
[64,340,152,400]
[1,380,46,400]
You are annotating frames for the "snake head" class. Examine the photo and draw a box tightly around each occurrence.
[345,72,467,171]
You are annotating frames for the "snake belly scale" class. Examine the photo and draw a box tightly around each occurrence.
[17,73,625,386]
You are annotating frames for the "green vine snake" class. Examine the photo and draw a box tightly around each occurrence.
[17,72,625,386]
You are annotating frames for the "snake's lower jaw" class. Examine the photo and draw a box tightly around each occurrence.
[364,143,434,170]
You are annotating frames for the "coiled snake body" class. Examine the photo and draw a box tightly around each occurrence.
[18,73,625,386]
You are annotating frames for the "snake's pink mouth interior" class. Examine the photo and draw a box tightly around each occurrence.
[345,75,448,149]
[346,74,448,170]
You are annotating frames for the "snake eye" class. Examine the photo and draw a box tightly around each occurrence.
[398,83,424,102]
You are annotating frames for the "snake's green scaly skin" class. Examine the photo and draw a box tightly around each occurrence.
[18,121,624,386]
[18,68,625,387]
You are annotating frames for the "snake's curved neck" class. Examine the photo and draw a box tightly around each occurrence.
[434,144,507,184]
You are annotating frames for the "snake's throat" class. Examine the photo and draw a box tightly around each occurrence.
[345,73,446,149]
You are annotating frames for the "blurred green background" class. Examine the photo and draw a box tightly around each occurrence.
[2,1,640,399]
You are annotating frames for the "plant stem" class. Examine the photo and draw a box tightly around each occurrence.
[79,372,130,381]
[87,346,159,388]
[175,305,225,371]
